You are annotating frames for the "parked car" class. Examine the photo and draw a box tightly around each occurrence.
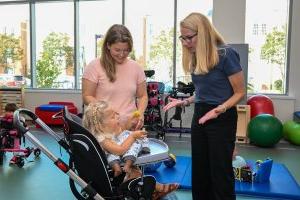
[0,74,27,87]
[53,74,75,89]
[13,75,26,87]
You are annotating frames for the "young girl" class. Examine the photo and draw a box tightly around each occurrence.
[83,101,179,199]
[83,101,147,177]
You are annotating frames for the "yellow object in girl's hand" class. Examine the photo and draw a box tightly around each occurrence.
[132,110,141,118]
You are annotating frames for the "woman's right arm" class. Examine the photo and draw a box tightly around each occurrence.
[82,78,97,105]
[101,130,147,156]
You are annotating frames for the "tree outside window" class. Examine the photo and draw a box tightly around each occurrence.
[36,32,73,88]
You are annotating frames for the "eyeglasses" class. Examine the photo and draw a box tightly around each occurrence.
[179,33,197,42]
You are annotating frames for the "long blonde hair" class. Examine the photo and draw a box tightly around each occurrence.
[180,12,225,75]
[100,24,133,82]
[82,101,113,139]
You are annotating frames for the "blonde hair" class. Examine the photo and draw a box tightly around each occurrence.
[180,12,225,75]
[82,101,113,139]
[100,24,133,82]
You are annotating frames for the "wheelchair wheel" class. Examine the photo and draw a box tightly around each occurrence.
[0,136,4,165]
[34,148,41,157]
[155,132,165,141]
[0,151,4,165]
[16,157,25,168]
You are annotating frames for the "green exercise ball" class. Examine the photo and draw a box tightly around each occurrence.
[282,120,296,140]
[248,114,283,147]
[284,121,300,145]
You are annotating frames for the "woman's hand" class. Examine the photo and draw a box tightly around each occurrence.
[132,130,147,139]
[198,105,225,124]
[163,97,184,112]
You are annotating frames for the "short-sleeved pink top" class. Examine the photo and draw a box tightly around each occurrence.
[83,58,146,122]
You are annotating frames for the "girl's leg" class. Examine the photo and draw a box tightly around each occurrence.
[111,163,122,177]
[152,182,179,200]
[123,165,142,182]
[123,159,134,173]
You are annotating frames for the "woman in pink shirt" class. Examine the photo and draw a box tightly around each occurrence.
[82,24,147,130]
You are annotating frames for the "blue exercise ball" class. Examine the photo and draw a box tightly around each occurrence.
[144,162,162,172]
[163,153,176,168]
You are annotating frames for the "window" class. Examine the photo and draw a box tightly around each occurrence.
[176,0,213,88]
[125,0,174,88]
[245,0,289,94]
[35,1,74,89]
[0,0,213,91]
[253,24,259,35]
[78,0,122,89]
[0,3,30,88]
[261,24,267,35]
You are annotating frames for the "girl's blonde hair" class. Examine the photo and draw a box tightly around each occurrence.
[100,24,133,82]
[180,12,225,75]
[82,101,113,139]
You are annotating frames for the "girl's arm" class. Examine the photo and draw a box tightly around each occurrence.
[101,130,147,155]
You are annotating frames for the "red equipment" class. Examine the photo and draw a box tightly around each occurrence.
[247,95,274,118]
[0,114,40,167]
[35,101,78,126]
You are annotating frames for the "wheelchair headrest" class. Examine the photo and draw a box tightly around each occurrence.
[147,81,165,95]
[177,81,195,95]
[144,70,155,78]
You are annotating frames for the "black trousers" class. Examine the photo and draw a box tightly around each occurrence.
[191,103,237,200]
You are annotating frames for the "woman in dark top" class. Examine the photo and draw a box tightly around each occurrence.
[164,12,245,200]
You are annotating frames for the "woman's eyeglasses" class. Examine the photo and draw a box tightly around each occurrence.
[179,33,197,42]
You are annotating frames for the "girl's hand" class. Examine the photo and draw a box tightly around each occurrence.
[134,115,144,130]
[163,97,184,112]
[131,111,144,130]
[132,130,147,139]
[198,106,225,124]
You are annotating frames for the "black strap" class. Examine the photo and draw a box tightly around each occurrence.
[69,158,87,200]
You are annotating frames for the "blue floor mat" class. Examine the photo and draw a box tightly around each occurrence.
[145,156,300,200]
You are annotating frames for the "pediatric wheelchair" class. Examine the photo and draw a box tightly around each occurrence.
[144,70,166,139]
[162,81,195,138]
[13,106,170,199]
[0,114,40,167]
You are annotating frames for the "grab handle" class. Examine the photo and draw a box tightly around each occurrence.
[13,108,38,134]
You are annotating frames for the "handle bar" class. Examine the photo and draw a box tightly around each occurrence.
[13,108,38,134]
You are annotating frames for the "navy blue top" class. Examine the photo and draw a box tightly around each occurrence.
[191,45,242,105]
